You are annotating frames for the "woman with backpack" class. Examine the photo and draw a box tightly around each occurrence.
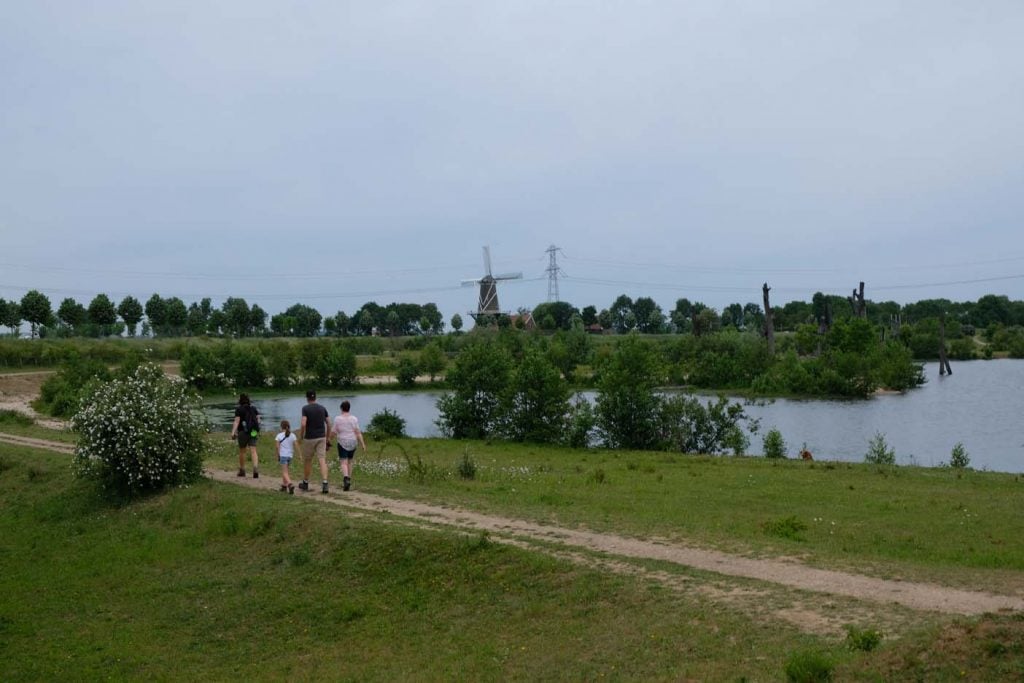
[230,393,261,478]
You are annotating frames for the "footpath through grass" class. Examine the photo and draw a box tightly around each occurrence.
[4,442,1024,680]
[0,443,857,681]
[208,435,1024,592]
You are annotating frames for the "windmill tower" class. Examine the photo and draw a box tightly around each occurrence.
[462,246,523,322]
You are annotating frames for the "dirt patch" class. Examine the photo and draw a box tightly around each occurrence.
[0,369,66,430]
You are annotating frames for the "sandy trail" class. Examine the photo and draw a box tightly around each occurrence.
[5,431,1022,621]
[206,469,1024,616]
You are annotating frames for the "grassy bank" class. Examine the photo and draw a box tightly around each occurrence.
[3,440,1024,679]
[0,444,855,681]
[208,436,1024,593]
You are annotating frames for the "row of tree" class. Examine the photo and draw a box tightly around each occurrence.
[5,287,1024,342]
[0,291,449,340]
[533,293,1024,335]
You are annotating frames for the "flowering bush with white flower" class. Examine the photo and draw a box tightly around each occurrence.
[71,363,207,500]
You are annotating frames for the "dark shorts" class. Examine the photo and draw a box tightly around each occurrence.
[337,444,356,460]
[238,432,257,448]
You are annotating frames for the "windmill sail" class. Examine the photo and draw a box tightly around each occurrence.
[461,246,523,321]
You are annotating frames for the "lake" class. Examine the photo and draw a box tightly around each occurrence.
[207,359,1024,473]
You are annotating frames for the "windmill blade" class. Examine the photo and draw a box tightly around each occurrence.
[460,278,482,286]
[493,272,523,280]
[483,246,493,278]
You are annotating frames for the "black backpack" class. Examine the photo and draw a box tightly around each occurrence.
[242,405,260,436]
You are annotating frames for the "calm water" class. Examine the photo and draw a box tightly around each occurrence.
[207,360,1024,473]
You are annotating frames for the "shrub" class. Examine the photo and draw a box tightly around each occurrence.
[36,355,112,417]
[864,431,896,465]
[366,407,407,439]
[315,344,357,388]
[784,649,834,682]
[456,451,477,480]
[658,394,756,455]
[763,428,787,459]
[71,363,207,500]
[395,355,419,388]
[949,442,970,469]
[0,409,33,426]
[845,625,883,652]
[761,515,807,541]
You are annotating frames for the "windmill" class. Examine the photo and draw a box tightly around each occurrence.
[462,246,523,322]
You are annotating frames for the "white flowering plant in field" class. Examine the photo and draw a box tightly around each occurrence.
[71,363,208,500]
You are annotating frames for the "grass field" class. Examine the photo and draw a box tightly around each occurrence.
[3,430,1024,680]
[0,443,870,681]
[207,435,1024,592]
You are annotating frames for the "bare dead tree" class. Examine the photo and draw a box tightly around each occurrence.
[847,281,866,318]
[762,282,775,356]
[939,313,953,376]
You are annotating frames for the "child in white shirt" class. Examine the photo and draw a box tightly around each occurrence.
[275,420,298,494]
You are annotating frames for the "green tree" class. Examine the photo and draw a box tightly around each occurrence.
[633,297,663,333]
[581,305,598,326]
[57,297,87,332]
[395,355,419,388]
[315,344,357,387]
[186,299,210,337]
[418,342,447,382]
[249,304,267,336]
[222,297,252,338]
[692,307,719,337]
[532,301,579,331]
[502,346,570,443]
[421,302,444,334]
[283,303,322,337]
[450,313,464,333]
[117,296,144,337]
[164,297,188,336]
[594,335,664,450]
[87,293,118,336]
[145,294,168,336]
[19,289,51,338]
[436,340,513,439]
[609,294,635,333]
[0,299,20,336]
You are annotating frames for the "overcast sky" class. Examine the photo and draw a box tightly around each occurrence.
[3,1,1024,325]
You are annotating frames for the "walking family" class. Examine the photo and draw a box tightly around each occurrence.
[232,390,367,495]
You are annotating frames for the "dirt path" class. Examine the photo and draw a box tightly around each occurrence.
[7,432,1023,627]
[0,433,75,454]
[206,469,1024,617]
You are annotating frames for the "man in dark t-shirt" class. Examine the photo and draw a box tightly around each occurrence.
[299,389,331,493]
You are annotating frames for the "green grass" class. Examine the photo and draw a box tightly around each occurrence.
[0,410,77,443]
[207,436,1024,591]
[0,443,869,681]
[4,442,1024,680]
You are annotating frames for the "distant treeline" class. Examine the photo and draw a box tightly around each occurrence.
[3,288,1024,341]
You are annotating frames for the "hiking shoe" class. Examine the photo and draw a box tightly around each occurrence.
[237,469,246,477]
[321,482,329,494]
[298,481,309,491]
[279,484,287,492]
[343,477,351,492]
[288,484,295,495]
[253,471,259,479]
